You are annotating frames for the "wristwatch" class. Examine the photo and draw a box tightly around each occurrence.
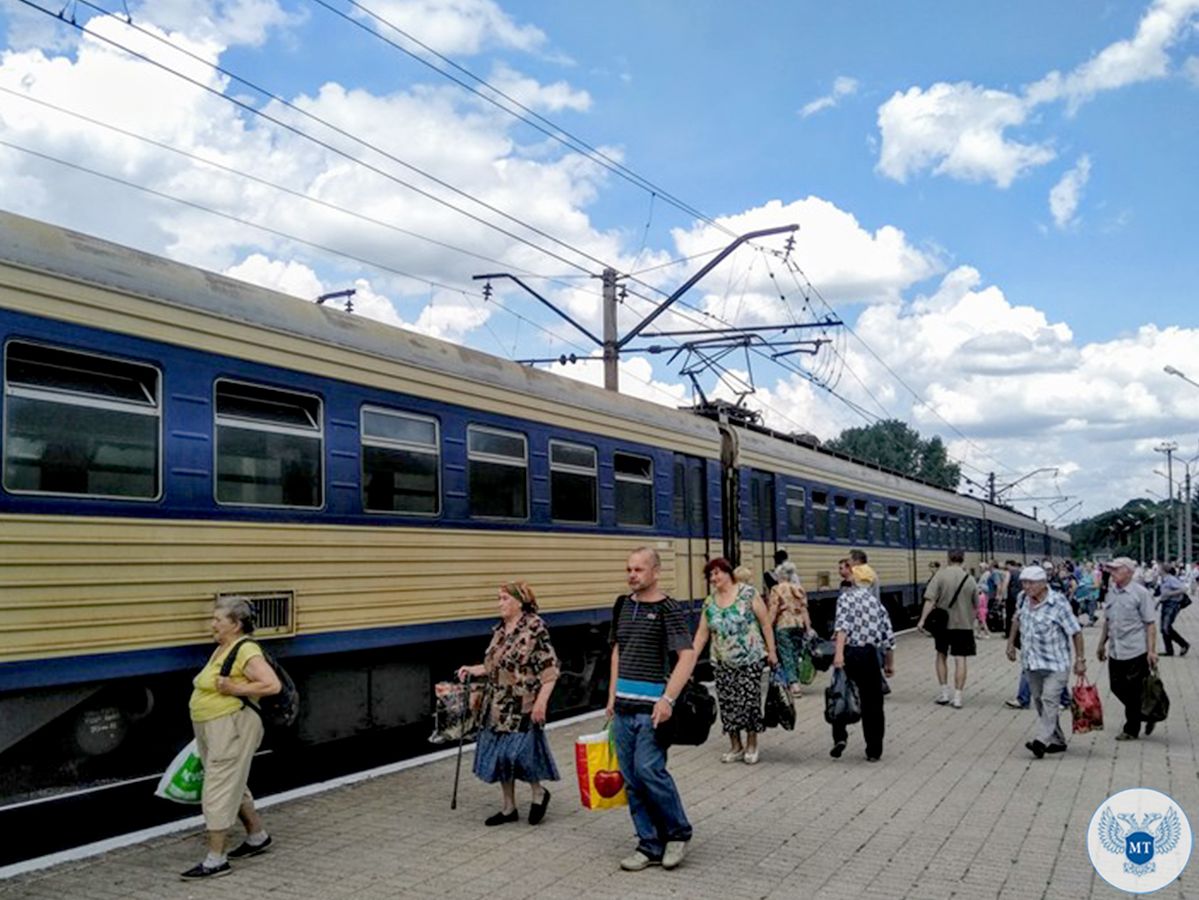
[662,694,676,707]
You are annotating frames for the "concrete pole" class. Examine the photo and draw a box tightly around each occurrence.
[1187,471,1193,567]
[1179,486,1186,563]
[601,267,618,392]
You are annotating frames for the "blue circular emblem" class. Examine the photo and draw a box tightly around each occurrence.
[1088,788,1192,893]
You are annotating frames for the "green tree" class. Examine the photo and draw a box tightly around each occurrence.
[825,419,962,490]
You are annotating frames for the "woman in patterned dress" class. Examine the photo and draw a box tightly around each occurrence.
[692,558,778,765]
[768,574,813,696]
[457,582,560,826]
[830,565,896,762]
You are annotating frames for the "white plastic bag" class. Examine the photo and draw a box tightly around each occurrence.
[154,738,204,804]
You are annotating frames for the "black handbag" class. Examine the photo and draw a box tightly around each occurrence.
[659,680,716,746]
[1141,665,1170,723]
[809,638,837,672]
[824,668,861,726]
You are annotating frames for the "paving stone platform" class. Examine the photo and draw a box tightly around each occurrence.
[4,611,1198,899]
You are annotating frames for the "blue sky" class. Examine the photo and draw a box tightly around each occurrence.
[2,0,1198,522]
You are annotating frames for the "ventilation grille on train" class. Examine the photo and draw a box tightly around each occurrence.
[217,591,295,637]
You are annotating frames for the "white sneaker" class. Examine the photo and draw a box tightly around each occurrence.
[662,841,688,870]
[951,692,962,709]
[935,687,951,705]
[620,851,658,871]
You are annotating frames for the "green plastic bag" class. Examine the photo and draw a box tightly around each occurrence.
[798,648,816,685]
[154,739,204,804]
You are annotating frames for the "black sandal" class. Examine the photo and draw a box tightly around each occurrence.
[484,809,519,826]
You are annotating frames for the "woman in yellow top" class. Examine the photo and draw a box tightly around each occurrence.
[182,596,281,880]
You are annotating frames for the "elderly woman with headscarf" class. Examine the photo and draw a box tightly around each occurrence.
[182,596,282,879]
[830,564,895,762]
[693,558,778,764]
[457,582,560,826]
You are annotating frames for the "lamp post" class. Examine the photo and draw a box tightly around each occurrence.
[1165,365,1199,390]
[1155,442,1178,562]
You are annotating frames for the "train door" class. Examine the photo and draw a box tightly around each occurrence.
[747,469,777,580]
[672,454,710,602]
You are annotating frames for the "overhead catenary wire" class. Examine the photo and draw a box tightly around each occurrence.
[311,0,739,239]
[19,0,616,277]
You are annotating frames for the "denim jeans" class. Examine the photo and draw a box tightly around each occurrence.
[1026,669,1069,746]
[1017,669,1070,708]
[611,711,693,859]
[1161,599,1190,654]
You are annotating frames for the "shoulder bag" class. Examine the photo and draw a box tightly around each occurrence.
[925,573,971,636]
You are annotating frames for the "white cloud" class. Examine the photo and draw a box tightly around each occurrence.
[670,197,942,311]
[1184,55,1199,85]
[876,0,1199,186]
[799,75,858,118]
[1048,155,1092,229]
[354,0,547,55]
[876,82,1055,187]
[487,62,591,113]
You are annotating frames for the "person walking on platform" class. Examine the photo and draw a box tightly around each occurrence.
[916,549,977,708]
[1004,560,1022,635]
[773,549,800,586]
[182,597,281,879]
[850,548,881,600]
[830,564,895,762]
[1158,565,1190,656]
[1096,557,1159,740]
[607,547,696,872]
[1005,566,1085,758]
[767,570,813,697]
[457,582,560,827]
[693,558,778,764]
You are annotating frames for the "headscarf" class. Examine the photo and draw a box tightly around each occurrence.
[502,581,538,613]
[851,564,878,586]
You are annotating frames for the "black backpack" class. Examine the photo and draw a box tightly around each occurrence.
[220,638,300,729]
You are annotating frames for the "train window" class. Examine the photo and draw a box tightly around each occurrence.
[786,485,806,536]
[468,425,528,519]
[917,512,929,546]
[614,451,654,526]
[886,505,901,544]
[812,490,829,537]
[834,496,850,540]
[949,517,959,548]
[550,440,597,523]
[870,502,884,543]
[3,341,160,499]
[215,380,322,507]
[361,407,440,515]
[852,498,868,541]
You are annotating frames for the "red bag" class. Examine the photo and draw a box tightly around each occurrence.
[1071,676,1104,733]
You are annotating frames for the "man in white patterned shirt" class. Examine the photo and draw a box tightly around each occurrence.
[1005,566,1085,758]
[830,565,895,762]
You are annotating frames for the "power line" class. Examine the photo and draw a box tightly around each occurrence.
[22,0,614,276]
[313,0,737,238]
[0,86,564,281]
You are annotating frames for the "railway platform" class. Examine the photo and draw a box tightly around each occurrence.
[3,614,1197,900]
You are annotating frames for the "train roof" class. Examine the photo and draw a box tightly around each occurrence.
[0,210,1067,543]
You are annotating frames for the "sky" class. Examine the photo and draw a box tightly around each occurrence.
[2,0,1198,525]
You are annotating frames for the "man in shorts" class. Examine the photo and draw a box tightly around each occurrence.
[917,549,977,708]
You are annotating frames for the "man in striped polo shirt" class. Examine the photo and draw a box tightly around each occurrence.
[607,547,696,872]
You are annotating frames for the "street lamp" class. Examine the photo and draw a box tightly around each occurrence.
[1165,365,1199,390]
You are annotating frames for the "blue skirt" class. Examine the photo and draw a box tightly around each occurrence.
[472,725,560,785]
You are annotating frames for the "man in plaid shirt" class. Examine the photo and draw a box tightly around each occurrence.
[1005,565,1086,758]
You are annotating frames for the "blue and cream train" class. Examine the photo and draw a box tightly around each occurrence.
[0,212,1068,799]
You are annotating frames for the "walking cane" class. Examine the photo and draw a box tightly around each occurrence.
[450,677,486,811]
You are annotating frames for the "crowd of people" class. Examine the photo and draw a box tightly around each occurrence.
[177,548,1196,878]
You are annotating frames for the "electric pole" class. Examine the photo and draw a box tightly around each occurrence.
[1156,441,1177,562]
[601,267,618,391]
[988,472,996,503]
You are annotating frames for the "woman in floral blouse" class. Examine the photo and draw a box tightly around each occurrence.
[457,582,560,826]
[768,575,813,696]
[693,558,778,765]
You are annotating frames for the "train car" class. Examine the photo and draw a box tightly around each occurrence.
[0,212,1068,802]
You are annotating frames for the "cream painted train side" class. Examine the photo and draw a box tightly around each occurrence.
[0,211,1067,800]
